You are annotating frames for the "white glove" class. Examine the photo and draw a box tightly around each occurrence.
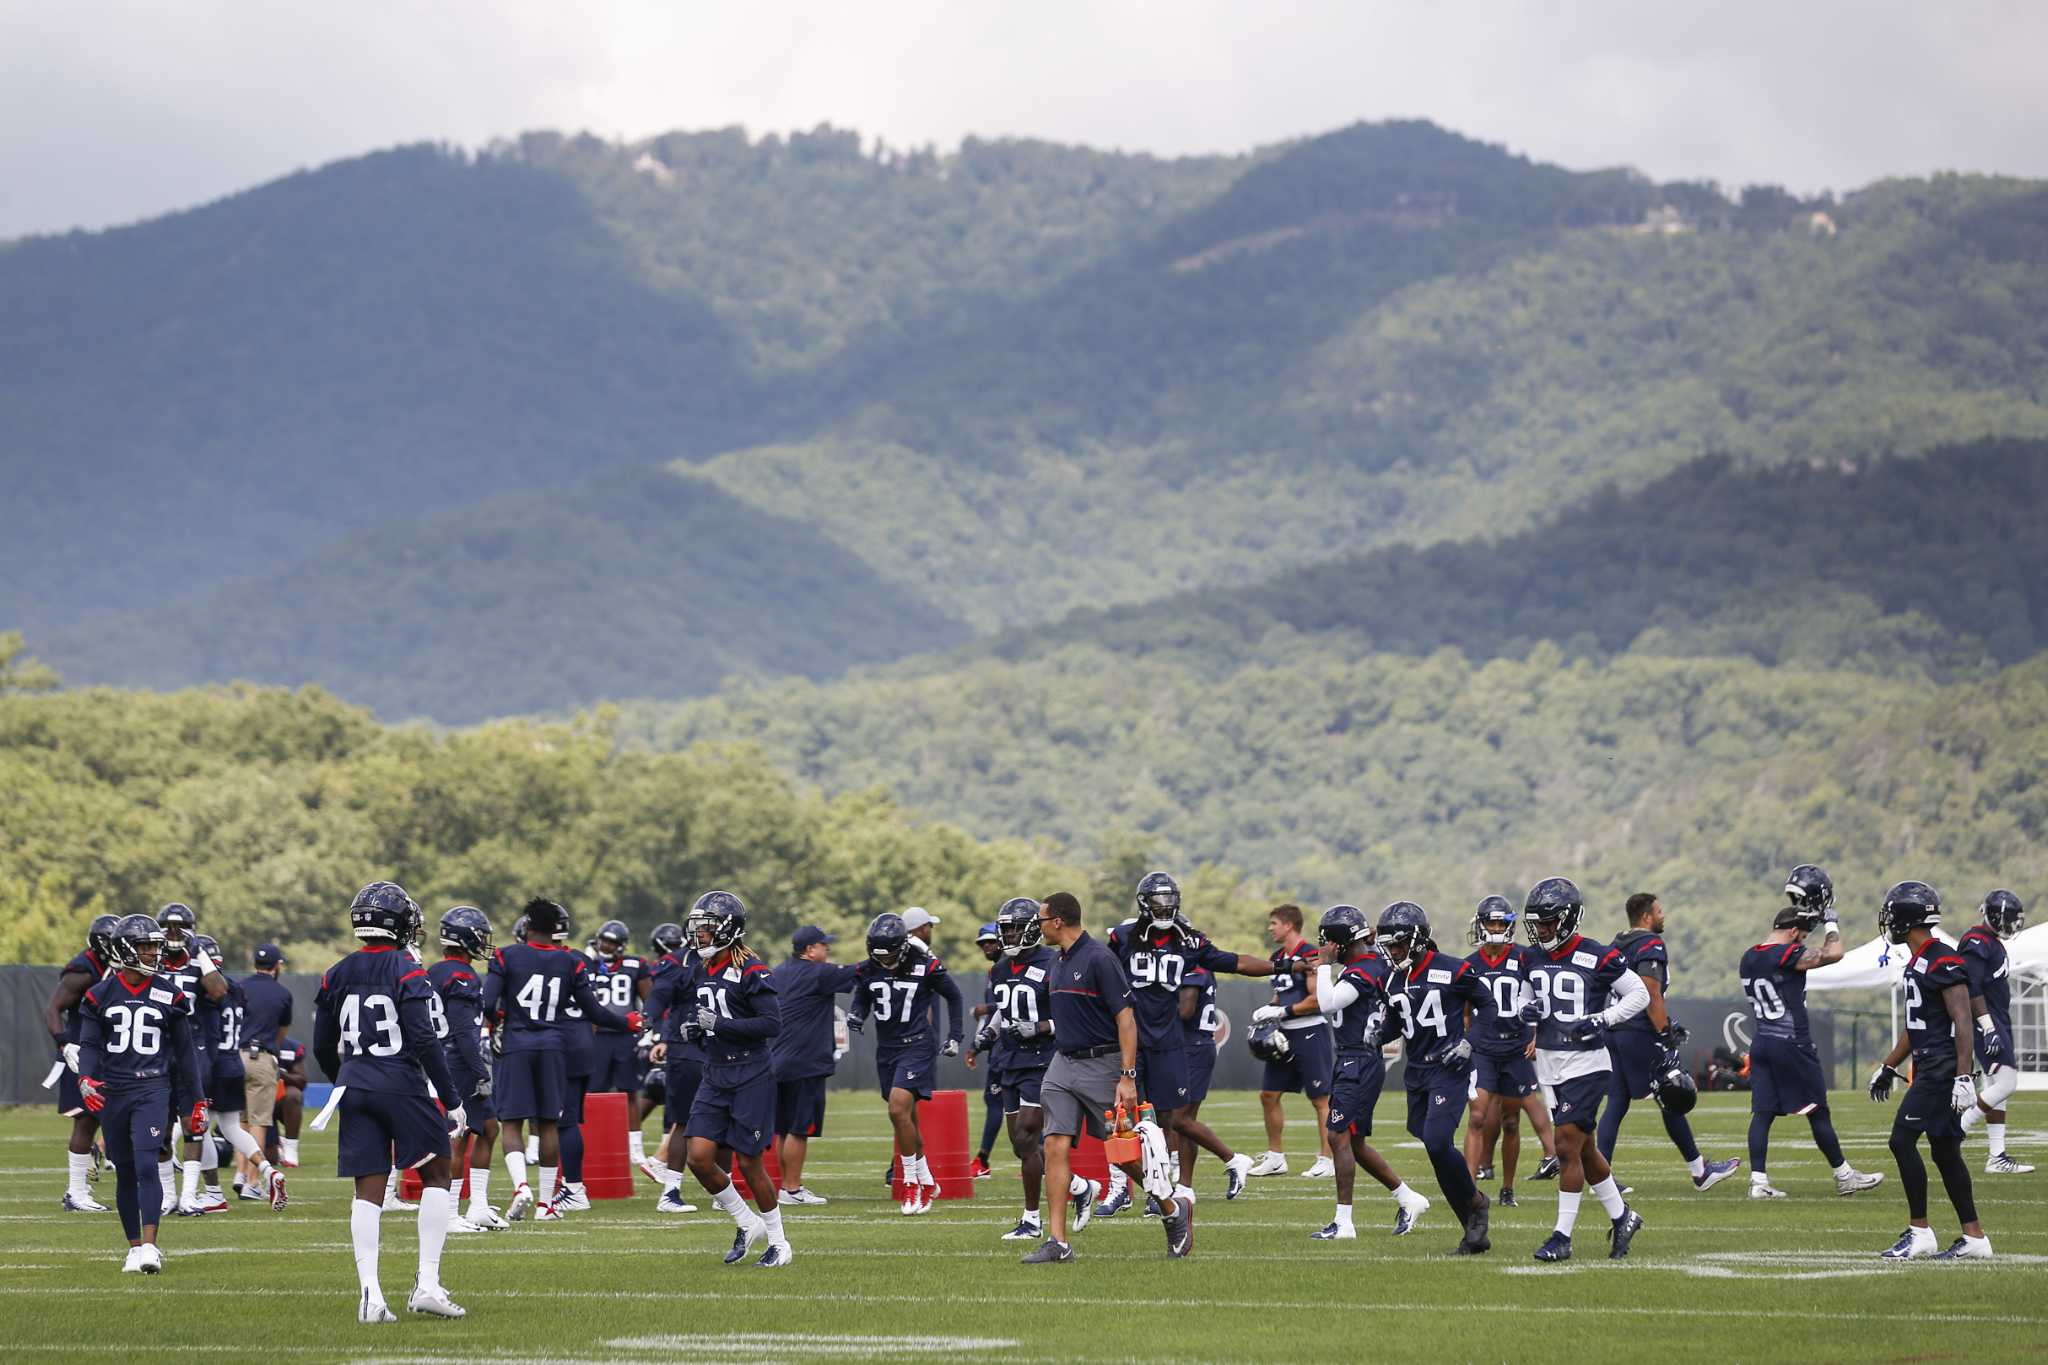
[1951,1075,1977,1114]
[191,948,218,977]
[694,1006,719,1035]
[446,1104,467,1135]
[1251,1004,1286,1025]
[474,1073,492,1098]
[62,1042,81,1075]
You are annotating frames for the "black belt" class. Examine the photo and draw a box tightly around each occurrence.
[1061,1043,1120,1060]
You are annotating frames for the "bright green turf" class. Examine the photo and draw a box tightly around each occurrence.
[1,1092,2043,1363]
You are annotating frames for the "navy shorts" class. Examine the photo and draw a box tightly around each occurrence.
[1328,1052,1385,1136]
[1262,1024,1335,1098]
[1138,1043,1191,1109]
[1750,1036,1828,1117]
[207,1061,248,1111]
[460,1085,496,1135]
[1896,1064,1964,1142]
[57,1068,85,1118]
[1607,1031,1664,1101]
[495,1048,566,1122]
[590,1038,641,1094]
[1404,1070,1469,1149]
[662,1058,703,1132]
[999,1065,1046,1114]
[1184,1045,1217,1106]
[775,1076,829,1137]
[686,1068,776,1156]
[101,1085,173,1170]
[1546,1070,1609,1133]
[877,1048,936,1101]
[1472,1049,1538,1100]
[336,1087,450,1179]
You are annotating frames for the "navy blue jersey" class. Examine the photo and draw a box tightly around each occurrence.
[1464,945,1535,1055]
[480,942,628,1051]
[1523,934,1630,1052]
[646,951,708,1061]
[78,971,203,1108]
[278,1036,307,1079]
[1049,932,1132,1051]
[1609,929,1668,1035]
[1902,937,1971,1068]
[238,973,295,1053]
[1386,947,1486,1080]
[850,950,963,1051]
[1268,940,1319,1014]
[1329,954,1391,1053]
[313,945,461,1100]
[427,957,491,1086]
[1739,941,1813,1043]
[988,947,1058,1067]
[56,950,108,1043]
[1106,921,1245,1050]
[1957,928,2012,1042]
[203,978,248,1061]
[979,964,1012,1071]
[588,954,651,1027]
[1182,965,1219,1049]
[690,950,781,1074]
[770,958,861,1080]
[158,953,207,1010]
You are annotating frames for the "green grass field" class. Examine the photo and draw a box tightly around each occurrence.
[2,1092,2043,1364]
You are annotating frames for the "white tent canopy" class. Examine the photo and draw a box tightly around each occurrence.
[1806,923,2048,992]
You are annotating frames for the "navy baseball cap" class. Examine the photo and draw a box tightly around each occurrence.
[976,922,1001,942]
[792,925,836,950]
[253,943,285,968]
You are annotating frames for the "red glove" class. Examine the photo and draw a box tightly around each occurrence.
[626,1010,644,1033]
[80,1077,106,1113]
[188,1099,209,1134]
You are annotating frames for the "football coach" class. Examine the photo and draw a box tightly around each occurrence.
[1027,892,1194,1263]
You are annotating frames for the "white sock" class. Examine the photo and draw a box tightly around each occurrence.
[1988,1122,2006,1155]
[1173,1183,1195,1206]
[350,1199,383,1299]
[1556,1188,1582,1236]
[914,1154,932,1184]
[1964,1233,1992,1252]
[713,1183,748,1220]
[67,1151,91,1198]
[1265,1150,1284,1160]
[524,1135,540,1162]
[1020,1207,1040,1225]
[157,1159,177,1202]
[1960,1103,1984,1131]
[282,1137,299,1164]
[1590,1176,1627,1220]
[181,1160,202,1204]
[1830,1162,1852,1179]
[416,1186,451,1292]
[628,1130,646,1162]
[1068,1173,1090,1198]
[762,1205,786,1244]
[1171,1154,1182,1183]
[505,1150,528,1190]
[468,1168,491,1212]
[1391,1180,1423,1208]
[1106,1166,1127,1196]
[1687,1156,1705,1178]
[538,1166,557,1206]
[1334,1202,1354,1230]
[1754,1169,1774,1186]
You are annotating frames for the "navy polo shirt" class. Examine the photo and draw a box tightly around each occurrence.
[239,972,295,1053]
[771,958,862,1080]
[1050,931,1132,1053]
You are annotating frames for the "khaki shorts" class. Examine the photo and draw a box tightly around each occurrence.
[242,1049,279,1127]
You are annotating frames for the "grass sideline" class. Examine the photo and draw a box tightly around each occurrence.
[0,1092,2043,1363]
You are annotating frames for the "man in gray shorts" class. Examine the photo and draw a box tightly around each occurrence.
[1027,892,1196,1263]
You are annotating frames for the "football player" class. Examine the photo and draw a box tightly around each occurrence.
[1250,904,1333,1178]
[970,922,1006,1179]
[675,892,794,1268]
[967,898,1064,1240]
[313,881,467,1320]
[179,933,287,1216]
[1519,877,1649,1262]
[1099,872,1272,1214]
[266,1035,308,1170]
[47,913,118,1212]
[479,898,637,1223]
[550,908,598,1212]
[633,920,686,1168]
[1739,872,1885,1198]
[1302,905,1433,1241]
[770,924,861,1204]
[1959,890,2032,1174]
[429,906,506,1231]
[1868,881,1993,1259]
[154,904,228,1217]
[1596,894,1741,1192]
[76,913,206,1273]
[848,910,965,1215]
[588,921,653,1094]
[1461,897,1558,1206]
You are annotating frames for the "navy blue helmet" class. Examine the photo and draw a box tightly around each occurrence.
[1784,864,1833,931]
[1981,889,2026,940]
[351,880,421,944]
[650,921,685,956]
[867,911,911,968]
[109,913,165,972]
[1650,1052,1697,1115]
[1524,877,1584,949]
[156,903,196,954]
[1471,896,1516,946]
[1135,871,1182,929]
[689,891,747,953]
[1879,881,1941,945]
[87,912,121,961]
[520,898,570,942]
[191,933,220,964]
[439,905,492,958]
[1246,1020,1293,1063]
[598,920,630,954]
[1317,904,1371,955]
[1375,901,1430,964]
[996,898,1042,957]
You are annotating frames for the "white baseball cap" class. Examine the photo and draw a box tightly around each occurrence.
[901,907,940,931]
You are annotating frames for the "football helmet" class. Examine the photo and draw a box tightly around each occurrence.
[1246,1021,1293,1063]
[689,891,747,953]
[1784,864,1833,930]
[996,898,1043,957]
[1879,881,1941,945]
[650,921,685,956]
[87,913,122,961]
[1471,896,1516,946]
[351,881,421,944]
[1375,902,1430,965]
[190,933,221,964]
[1981,889,2026,940]
[439,905,492,958]
[1317,904,1371,955]
[1135,871,1181,930]
[866,911,911,969]
[109,913,165,972]
[156,903,196,954]
[598,920,630,956]
[521,898,570,942]
[1650,1051,1697,1115]
[1524,878,1584,949]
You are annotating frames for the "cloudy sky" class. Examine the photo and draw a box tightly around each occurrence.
[4,1,2044,240]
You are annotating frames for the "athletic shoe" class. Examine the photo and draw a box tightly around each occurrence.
[899,1186,927,1217]
[723,1217,765,1265]
[237,1183,269,1201]
[266,1169,288,1212]
[1072,1180,1102,1232]
[970,1156,993,1179]
[383,1194,417,1212]
[534,1203,564,1222]
[1930,1235,1994,1261]
[1617,1184,1635,1197]
[655,1187,696,1215]
[407,1282,466,1317]
[1533,1231,1572,1262]
[1392,1192,1429,1236]
[1162,1198,1194,1258]
[913,1180,940,1214]
[1094,1182,1133,1219]
[1531,1156,1562,1181]
[1498,1188,1518,1208]
[756,1241,795,1268]
[1880,1227,1937,1261]
[175,1198,208,1217]
[446,1213,481,1234]
[555,1183,591,1212]
[357,1290,396,1324]
[1310,1220,1356,1240]
[1000,1217,1042,1241]
[1302,1156,1334,1179]
[62,1191,110,1213]
[1475,1164,1495,1182]
[1224,1152,1253,1200]
[137,1244,161,1274]
[1608,1207,1643,1260]
[635,1157,672,1185]
[1750,1180,1789,1199]
[1837,1168,1886,1195]
[1985,1153,2035,1175]
[1021,1238,1073,1264]
[780,1186,828,1206]
[1693,1158,1741,1191]
[506,1183,534,1222]
[1142,1194,1163,1219]
[1247,1151,1288,1177]
[467,1205,510,1230]
[1460,1191,1492,1255]
[121,1245,149,1273]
